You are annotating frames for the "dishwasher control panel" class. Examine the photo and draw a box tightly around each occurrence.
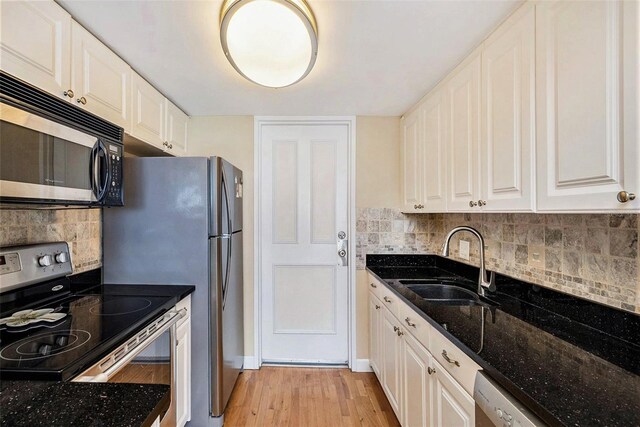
[474,372,546,427]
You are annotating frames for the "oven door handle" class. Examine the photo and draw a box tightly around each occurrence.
[75,308,187,383]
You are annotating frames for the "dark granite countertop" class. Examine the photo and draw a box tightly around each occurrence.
[366,254,640,427]
[0,380,170,427]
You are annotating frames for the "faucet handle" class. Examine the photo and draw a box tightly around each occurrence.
[486,271,496,292]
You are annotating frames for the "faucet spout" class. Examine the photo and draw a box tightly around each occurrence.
[441,226,496,297]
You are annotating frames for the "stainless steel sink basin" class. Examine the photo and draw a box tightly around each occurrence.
[401,280,497,307]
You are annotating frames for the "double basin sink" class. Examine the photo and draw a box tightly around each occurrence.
[398,279,498,308]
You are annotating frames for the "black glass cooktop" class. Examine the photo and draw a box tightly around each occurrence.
[0,287,174,381]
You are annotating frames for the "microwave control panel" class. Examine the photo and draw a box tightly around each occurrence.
[105,143,124,206]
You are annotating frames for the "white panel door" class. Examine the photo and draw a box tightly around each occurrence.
[71,21,131,129]
[402,331,433,427]
[0,1,71,99]
[422,90,447,212]
[166,101,189,156]
[481,2,535,212]
[536,0,639,211]
[260,124,349,363]
[380,307,402,420]
[446,52,482,211]
[131,72,166,149]
[433,360,475,427]
[401,107,423,213]
[369,292,382,376]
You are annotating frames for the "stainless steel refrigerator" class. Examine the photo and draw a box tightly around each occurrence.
[102,156,244,426]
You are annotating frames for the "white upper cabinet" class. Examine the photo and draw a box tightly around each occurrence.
[422,90,448,212]
[481,3,535,212]
[536,0,639,211]
[0,1,71,99]
[131,72,166,149]
[402,107,423,212]
[445,51,482,211]
[166,101,189,156]
[71,21,131,129]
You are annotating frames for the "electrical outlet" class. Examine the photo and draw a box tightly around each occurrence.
[459,240,470,261]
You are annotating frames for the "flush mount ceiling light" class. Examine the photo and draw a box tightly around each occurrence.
[220,0,318,88]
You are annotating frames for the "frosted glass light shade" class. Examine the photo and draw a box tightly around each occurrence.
[220,0,318,88]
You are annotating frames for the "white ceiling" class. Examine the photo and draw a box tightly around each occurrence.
[59,0,521,117]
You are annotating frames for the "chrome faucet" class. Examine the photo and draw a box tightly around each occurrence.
[441,226,496,297]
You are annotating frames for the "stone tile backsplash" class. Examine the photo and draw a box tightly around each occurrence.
[357,208,640,314]
[0,209,101,274]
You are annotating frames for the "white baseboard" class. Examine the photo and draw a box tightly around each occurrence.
[352,359,373,372]
[243,356,259,370]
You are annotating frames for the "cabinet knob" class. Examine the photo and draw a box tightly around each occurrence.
[478,200,487,207]
[413,204,424,209]
[617,191,636,203]
[427,367,435,375]
[163,141,169,147]
[375,304,380,310]
[396,329,404,337]
[370,283,377,288]
[469,201,478,207]
[76,97,87,105]
[383,296,392,303]
[63,89,74,98]
[393,326,399,332]
[405,317,416,328]
[169,144,173,149]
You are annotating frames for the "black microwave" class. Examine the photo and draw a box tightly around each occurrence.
[0,72,124,207]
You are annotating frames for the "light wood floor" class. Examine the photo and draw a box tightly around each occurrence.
[224,367,400,427]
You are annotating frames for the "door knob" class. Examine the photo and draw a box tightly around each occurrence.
[617,191,636,203]
[338,249,347,257]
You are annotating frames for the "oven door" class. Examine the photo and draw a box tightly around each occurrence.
[0,102,110,204]
[73,309,186,426]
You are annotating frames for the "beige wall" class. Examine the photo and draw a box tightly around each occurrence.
[188,115,401,362]
[188,116,256,355]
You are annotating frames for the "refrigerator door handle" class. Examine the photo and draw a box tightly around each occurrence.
[221,166,233,310]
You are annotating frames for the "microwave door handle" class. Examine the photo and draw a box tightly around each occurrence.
[96,141,110,202]
[90,144,99,200]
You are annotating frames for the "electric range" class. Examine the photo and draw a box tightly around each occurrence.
[0,242,177,381]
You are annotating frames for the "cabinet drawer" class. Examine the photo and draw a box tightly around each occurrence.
[176,295,191,327]
[398,301,430,349]
[367,273,382,299]
[430,328,481,395]
[378,285,400,318]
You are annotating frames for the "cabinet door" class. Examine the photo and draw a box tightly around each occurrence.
[131,72,166,149]
[176,317,191,427]
[71,21,130,129]
[401,107,423,213]
[0,1,71,99]
[481,3,535,212]
[433,360,475,427]
[536,0,639,211]
[369,293,382,376]
[166,101,189,156]
[446,52,482,211]
[422,90,447,212]
[380,307,402,420]
[402,332,433,427]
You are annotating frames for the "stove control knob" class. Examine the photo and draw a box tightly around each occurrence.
[55,252,69,264]
[38,255,53,267]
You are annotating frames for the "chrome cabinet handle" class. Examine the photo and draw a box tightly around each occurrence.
[441,350,460,367]
[617,191,636,203]
[405,317,416,328]
[375,304,380,310]
[427,367,435,375]
[63,89,74,98]
[370,283,377,288]
[469,201,478,207]
[76,96,87,105]
[383,296,392,303]
[478,200,487,206]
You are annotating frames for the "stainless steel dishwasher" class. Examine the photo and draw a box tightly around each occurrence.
[474,372,547,427]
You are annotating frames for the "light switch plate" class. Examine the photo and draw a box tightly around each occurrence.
[459,240,470,261]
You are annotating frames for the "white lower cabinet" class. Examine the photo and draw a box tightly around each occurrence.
[432,359,475,427]
[402,331,433,427]
[175,300,192,427]
[381,306,403,419]
[369,276,477,427]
